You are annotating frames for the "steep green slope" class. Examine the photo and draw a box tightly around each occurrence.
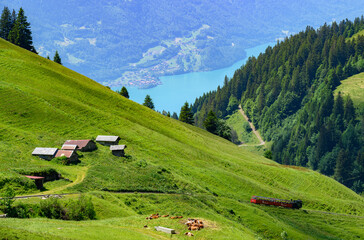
[335,72,364,109]
[0,39,363,239]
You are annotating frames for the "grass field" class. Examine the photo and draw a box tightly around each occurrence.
[0,38,363,239]
[335,72,364,110]
[226,111,260,145]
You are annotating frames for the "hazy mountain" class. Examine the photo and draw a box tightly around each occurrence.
[1,0,363,88]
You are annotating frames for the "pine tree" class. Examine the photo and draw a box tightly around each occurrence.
[171,112,178,120]
[143,95,154,110]
[334,150,349,183]
[0,7,12,40]
[344,95,355,123]
[8,8,36,53]
[119,86,129,99]
[53,50,62,64]
[203,110,218,133]
[179,102,194,124]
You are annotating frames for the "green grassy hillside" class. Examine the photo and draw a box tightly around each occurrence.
[335,72,364,110]
[0,39,363,239]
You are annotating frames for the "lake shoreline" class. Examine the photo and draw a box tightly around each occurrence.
[114,42,276,113]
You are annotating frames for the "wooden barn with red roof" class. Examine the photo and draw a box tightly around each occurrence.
[63,139,97,152]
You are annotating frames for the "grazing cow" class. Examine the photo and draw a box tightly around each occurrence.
[170,216,178,219]
[188,225,200,231]
[184,232,194,236]
[162,214,169,217]
[177,216,183,218]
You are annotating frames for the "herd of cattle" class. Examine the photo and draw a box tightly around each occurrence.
[145,213,205,236]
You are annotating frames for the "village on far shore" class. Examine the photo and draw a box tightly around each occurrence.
[28,135,127,189]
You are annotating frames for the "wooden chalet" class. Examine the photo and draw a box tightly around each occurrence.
[110,145,127,157]
[32,147,58,160]
[55,150,78,163]
[96,135,120,146]
[63,139,97,152]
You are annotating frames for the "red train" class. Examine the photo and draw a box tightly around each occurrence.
[250,196,303,209]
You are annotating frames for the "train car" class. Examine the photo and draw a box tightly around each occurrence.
[250,196,302,209]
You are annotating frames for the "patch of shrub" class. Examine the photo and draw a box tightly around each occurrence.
[52,156,70,165]
[39,195,96,220]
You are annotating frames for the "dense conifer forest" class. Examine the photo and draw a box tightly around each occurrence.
[192,17,364,193]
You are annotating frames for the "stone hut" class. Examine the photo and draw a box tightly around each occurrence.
[55,150,78,163]
[32,148,58,160]
[96,135,120,146]
[110,145,127,157]
[63,140,97,152]
[25,175,45,189]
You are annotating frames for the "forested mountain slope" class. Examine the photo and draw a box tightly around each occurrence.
[193,17,364,193]
[3,0,364,88]
[0,38,363,239]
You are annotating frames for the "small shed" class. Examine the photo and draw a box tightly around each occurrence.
[61,144,78,151]
[110,145,127,157]
[55,150,78,163]
[96,135,120,146]
[32,148,58,160]
[63,140,97,152]
[25,175,45,189]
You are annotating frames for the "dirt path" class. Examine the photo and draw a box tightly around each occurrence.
[238,104,265,147]
[13,166,88,198]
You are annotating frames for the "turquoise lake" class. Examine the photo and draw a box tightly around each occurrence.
[126,42,275,113]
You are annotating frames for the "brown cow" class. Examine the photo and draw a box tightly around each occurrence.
[170,216,178,219]
[184,232,194,236]
[189,225,200,231]
[161,214,169,217]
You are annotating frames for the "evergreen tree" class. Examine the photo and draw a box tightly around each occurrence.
[203,110,218,133]
[167,111,171,117]
[53,50,62,64]
[119,86,129,98]
[0,7,12,40]
[216,119,232,140]
[8,8,36,53]
[171,112,178,120]
[46,55,50,60]
[334,150,350,183]
[143,95,154,110]
[179,102,194,124]
[344,95,355,123]
[10,9,16,27]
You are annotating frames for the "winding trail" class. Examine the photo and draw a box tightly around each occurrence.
[238,104,265,147]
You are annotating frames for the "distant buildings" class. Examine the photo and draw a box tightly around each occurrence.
[31,148,58,160]
[63,140,97,152]
[96,135,120,146]
[110,145,127,157]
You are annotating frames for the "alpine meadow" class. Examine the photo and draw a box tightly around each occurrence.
[0,3,364,240]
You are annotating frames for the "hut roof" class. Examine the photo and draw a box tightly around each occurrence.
[55,150,75,158]
[64,140,93,149]
[25,175,44,180]
[96,135,120,142]
[110,145,127,151]
[62,144,78,150]
[32,148,58,156]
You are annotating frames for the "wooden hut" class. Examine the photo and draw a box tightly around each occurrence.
[63,140,97,152]
[96,135,120,146]
[25,175,45,189]
[32,148,58,160]
[55,150,78,163]
[61,144,78,151]
[110,145,127,157]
